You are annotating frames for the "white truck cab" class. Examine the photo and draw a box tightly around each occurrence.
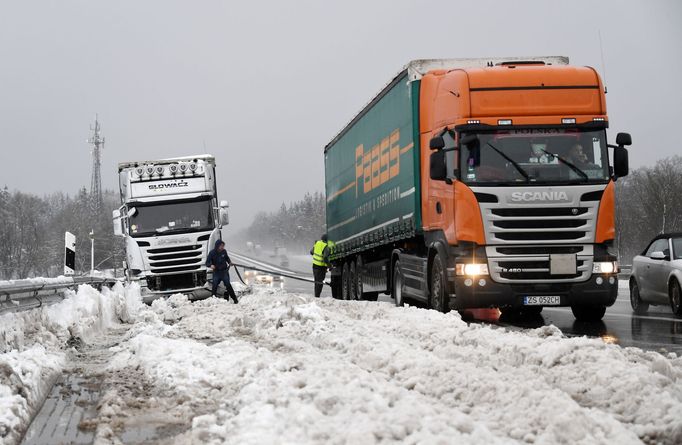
[113,154,228,302]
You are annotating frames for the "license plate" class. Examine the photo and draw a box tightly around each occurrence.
[524,295,561,305]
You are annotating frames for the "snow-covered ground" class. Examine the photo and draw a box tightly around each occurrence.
[0,283,142,445]
[2,283,682,444]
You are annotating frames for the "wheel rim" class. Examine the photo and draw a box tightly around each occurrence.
[431,260,443,310]
[394,266,403,306]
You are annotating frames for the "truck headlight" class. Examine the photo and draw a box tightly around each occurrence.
[456,263,489,276]
[593,261,618,274]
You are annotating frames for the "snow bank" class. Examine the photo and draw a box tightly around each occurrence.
[105,289,682,444]
[0,282,144,445]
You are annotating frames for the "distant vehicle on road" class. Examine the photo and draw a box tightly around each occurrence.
[630,233,682,315]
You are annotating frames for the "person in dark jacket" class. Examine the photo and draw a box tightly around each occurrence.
[206,239,238,303]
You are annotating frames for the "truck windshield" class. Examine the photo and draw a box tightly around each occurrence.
[459,129,610,185]
[129,198,214,237]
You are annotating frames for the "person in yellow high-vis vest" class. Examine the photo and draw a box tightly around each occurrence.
[310,234,330,298]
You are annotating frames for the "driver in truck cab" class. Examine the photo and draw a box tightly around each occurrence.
[206,239,238,304]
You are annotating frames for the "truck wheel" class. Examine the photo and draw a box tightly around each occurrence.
[571,305,606,322]
[349,261,359,300]
[429,253,450,313]
[393,261,404,307]
[630,279,649,314]
[341,263,350,300]
[669,279,682,316]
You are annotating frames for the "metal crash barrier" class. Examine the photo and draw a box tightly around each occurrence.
[0,276,119,315]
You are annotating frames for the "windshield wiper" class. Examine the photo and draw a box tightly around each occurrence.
[539,149,589,181]
[485,141,531,182]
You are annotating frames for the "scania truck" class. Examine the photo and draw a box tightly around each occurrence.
[113,155,229,302]
[324,57,631,321]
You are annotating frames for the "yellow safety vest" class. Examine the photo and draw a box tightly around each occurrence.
[312,240,329,267]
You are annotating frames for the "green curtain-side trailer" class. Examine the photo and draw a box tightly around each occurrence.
[324,71,421,259]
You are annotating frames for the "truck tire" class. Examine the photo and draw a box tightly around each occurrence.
[349,261,359,300]
[571,305,606,322]
[393,261,404,307]
[341,263,350,300]
[629,279,649,314]
[429,252,450,313]
[669,279,682,316]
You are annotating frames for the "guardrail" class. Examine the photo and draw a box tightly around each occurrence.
[0,276,120,315]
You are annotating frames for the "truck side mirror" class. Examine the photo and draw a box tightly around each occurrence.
[613,146,629,178]
[616,132,632,146]
[220,208,229,226]
[429,136,445,150]
[112,209,124,237]
[430,150,447,181]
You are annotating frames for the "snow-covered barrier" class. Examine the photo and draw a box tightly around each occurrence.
[102,288,682,444]
[0,282,143,445]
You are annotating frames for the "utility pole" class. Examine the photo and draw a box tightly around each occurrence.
[88,115,105,213]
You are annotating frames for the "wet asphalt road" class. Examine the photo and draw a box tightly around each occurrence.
[232,252,682,356]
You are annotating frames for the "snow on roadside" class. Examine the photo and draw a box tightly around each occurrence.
[102,288,682,445]
[0,282,144,445]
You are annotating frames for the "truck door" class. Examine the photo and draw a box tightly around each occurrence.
[423,130,457,232]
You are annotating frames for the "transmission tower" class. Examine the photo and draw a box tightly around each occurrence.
[88,115,105,212]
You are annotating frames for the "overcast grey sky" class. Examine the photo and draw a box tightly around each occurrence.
[1,0,680,228]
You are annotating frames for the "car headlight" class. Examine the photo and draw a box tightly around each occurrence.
[456,263,489,276]
[593,261,618,274]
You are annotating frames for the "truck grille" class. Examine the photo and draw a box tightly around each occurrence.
[476,185,603,283]
[146,244,204,274]
[487,206,594,243]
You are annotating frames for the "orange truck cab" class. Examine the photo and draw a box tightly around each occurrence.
[324,57,631,321]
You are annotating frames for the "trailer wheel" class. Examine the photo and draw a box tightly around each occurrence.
[349,261,359,300]
[393,260,404,307]
[429,253,449,313]
[341,263,350,300]
[571,305,606,321]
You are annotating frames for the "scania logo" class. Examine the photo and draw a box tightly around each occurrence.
[510,191,569,202]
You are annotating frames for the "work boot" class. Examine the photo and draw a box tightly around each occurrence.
[232,298,239,304]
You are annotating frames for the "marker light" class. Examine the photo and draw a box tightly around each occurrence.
[561,118,576,124]
[498,119,512,125]
[593,117,606,122]
[145,166,154,175]
[135,167,144,176]
[189,162,198,172]
[456,263,489,276]
[155,166,164,175]
[169,164,178,174]
[593,261,618,274]
[179,163,188,172]
[467,119,480,124]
